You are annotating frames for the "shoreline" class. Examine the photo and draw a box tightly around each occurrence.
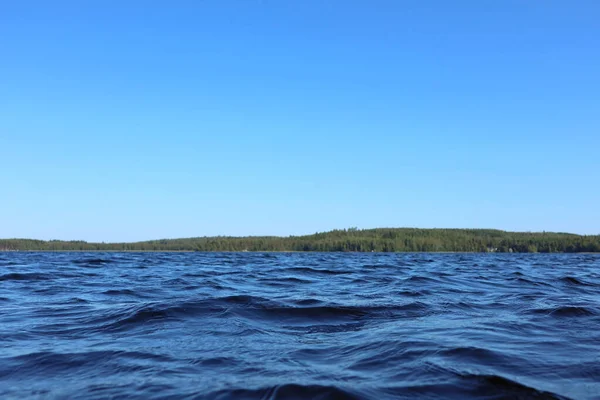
[1,250,599,254]
[3,228,599,253]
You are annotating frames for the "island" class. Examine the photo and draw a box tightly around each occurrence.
[1,228,599,253]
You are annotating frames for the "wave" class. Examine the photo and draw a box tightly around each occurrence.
[380,373,570,399]
[292,298,324,306]
[53,296,433,334]
[286,266,353,275]
[196,375,570,400]
[3,252,599,399]
[223,297,431,321]
[102,289,138,296]
[0,272,53,281]
[512,277,553,287]
[529,305,598,317]
[560,276,590,286]
[66,297,89,303]
[203,384,361,400]
[0,350,173,379]
[261,276,314,284]
[402,275,440,284]
[434,346,506,364]
[73,258,113,267]
[461,373,570,399]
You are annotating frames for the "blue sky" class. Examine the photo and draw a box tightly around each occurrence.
[1,1,599,241]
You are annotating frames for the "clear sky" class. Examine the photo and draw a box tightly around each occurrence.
[1,1,599,242]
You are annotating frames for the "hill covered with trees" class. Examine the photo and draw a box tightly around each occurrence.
[1,228,599,253]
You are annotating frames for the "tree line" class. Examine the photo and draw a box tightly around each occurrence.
[1,228,599,252]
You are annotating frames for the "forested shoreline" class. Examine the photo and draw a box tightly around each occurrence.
[1,228,600,253]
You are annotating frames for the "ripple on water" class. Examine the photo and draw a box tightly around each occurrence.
[0,252,599,399]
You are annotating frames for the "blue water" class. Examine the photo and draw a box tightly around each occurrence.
[1,252,599,399]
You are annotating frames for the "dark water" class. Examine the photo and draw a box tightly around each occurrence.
[1,252,599,399]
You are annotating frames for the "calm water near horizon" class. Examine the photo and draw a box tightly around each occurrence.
[1,252,599,399]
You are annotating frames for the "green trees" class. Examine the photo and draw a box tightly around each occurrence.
[1,228,599,252]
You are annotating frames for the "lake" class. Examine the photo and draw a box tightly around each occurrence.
[1,252,599,399]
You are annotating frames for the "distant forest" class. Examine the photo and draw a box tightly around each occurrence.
[1,228,600,253]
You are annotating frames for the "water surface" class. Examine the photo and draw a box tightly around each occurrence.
[1,252,599,399]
